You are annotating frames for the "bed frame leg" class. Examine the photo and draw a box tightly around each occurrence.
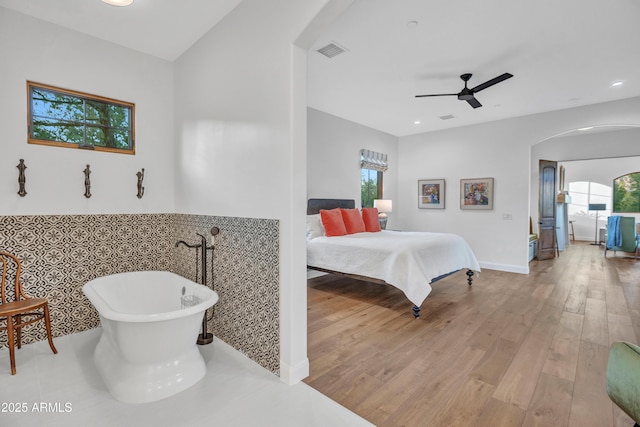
[466,269,474,285]
[412,305,420,318]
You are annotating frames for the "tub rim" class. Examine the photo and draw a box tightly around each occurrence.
[82,271,218,323]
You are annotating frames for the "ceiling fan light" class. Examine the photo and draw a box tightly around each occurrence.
[101,0,134,6]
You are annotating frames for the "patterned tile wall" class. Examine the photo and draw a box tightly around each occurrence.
[0,213,280,375]
[173,214,280,374]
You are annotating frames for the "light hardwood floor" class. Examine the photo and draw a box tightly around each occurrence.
[305,242,640,427]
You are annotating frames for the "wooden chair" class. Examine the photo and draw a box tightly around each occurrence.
[0,251,57,375]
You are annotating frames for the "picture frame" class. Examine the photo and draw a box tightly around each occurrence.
[418,179,445,209]
[460,178,494,210]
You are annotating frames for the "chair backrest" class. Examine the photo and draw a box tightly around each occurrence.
[617,217,637,252]
[0,252,29,304]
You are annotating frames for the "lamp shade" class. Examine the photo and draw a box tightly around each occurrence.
[588,203,606,211]
[374,199,393,213]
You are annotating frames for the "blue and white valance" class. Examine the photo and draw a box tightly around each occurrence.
[360,149,388,172]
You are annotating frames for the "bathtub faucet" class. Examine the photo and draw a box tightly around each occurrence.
[174,230,219,346]
[175,240,199,249]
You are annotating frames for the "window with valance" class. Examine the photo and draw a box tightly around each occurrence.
[360,149,387,208]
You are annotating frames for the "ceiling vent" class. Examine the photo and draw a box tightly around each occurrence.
[439,114,455,120]
[316,42,347,58]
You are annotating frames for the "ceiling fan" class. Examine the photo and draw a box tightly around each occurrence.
[415,73,513,109]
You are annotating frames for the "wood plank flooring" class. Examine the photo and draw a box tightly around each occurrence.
[305,242,640,427]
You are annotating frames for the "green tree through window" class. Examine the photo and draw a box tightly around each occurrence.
[360,149,387,207]
[28,81,135,154]
[613,172,640,213]
[361,168,382,208]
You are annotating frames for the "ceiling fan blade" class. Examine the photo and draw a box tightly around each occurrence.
[415,93,458,98]
[466,97,482,109]
[471,73,513,93]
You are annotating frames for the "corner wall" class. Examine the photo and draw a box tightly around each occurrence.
[0,7,282,374]
[172,0,337,383]
[0,213,281,374]
[307,108,399,227]
[0,8,175,216]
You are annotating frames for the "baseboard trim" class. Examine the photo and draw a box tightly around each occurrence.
[279,357,309,385]
[479,262,529,275]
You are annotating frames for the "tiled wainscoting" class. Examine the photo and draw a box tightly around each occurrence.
[0,213,280,374]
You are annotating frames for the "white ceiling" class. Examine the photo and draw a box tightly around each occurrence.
[2,0,638,137]
[0,0,242,61]
[308,0,640,136]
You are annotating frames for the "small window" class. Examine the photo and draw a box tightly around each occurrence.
[361,168,383,208]
[27,81,135,154]
[360,149,388,208]
[613,172,640,213]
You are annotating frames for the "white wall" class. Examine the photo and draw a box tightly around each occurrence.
[173,0,338,384]
[399,119,531,273]
[307,108,399,226]
[560,156,640,241]
[398,96,640,273]
[0,8,175,215]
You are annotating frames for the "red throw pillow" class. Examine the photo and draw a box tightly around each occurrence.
[320,209,347,236]
[361,208,381,232]
[341,208,366,234]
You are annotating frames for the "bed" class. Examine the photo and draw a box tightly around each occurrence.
[306,198,480,317]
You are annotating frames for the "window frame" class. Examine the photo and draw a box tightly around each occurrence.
[613,171,640,213]
[27,81,136,155]
[361,168,383,208]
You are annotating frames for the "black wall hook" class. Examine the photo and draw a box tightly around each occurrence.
[83,165,91,198]
[17,159,27,197]
[136,168,145,199]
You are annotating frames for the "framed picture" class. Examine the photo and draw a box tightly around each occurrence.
[418,179,445,209]
[460,178,494,210]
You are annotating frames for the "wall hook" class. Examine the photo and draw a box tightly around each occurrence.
[83,165,92,198]
[136,168,145,199]
[17,159,27,197]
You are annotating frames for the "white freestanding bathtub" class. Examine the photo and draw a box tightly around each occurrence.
[82,271,219,404]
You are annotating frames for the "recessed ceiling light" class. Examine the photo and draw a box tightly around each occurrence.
[414,120,421,125]
[101,0,134,6]
[407,21,419,28]
[611,80,624,87]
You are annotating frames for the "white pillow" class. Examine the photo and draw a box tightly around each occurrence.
[306,214,325,240]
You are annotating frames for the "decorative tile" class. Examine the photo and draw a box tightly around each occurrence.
[0,213,280,375]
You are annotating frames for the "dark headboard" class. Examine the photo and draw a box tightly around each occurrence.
[307,198,355,214]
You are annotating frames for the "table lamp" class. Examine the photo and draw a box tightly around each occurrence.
[373,199,392,230]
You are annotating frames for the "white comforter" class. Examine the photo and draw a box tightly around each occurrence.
[307,230,480,307]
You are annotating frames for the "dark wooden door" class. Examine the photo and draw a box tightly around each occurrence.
[538,160,557,260]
